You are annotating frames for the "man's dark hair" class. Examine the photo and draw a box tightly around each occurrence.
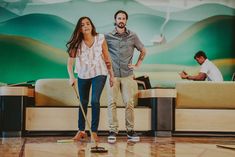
[114,10,128,20]
[194,50,207,59]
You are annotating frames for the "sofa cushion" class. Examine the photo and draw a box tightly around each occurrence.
[35,78,138,107]
[176,81,235,109]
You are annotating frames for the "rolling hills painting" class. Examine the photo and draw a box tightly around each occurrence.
[145,15,235,65]
[0,1,235,86]
[0,13,74,50]
[0,35,68,84]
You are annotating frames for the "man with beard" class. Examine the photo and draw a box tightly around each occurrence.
[105,10,146,143]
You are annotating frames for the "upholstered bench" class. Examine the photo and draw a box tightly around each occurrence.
[25,79,151,133]
[175,81,235,133]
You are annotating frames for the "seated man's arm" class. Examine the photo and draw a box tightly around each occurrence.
[186,72,207,81]
[180,71,206,81]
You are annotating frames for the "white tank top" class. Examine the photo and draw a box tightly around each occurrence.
[74,34,108,79]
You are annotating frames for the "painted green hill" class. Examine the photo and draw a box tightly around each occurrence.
[0,6,18,22]
[145,15,235,65]
[171,3,235,21]
[0,35,68,84]
[0,13,74,50]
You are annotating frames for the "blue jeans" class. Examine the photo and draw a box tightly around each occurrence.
[77,75,107,132]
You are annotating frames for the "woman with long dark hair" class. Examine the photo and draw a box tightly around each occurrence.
[67,16,114,141]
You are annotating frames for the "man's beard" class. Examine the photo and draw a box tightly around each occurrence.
[116,22,125,29]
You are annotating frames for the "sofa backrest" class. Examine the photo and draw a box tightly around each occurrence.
[176,81,235,109]
[35,78,138,107]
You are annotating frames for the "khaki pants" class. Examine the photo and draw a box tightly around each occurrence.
[107,75,137,133]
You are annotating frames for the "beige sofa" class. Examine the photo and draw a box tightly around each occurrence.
[25,79,151,132]
[175,81,235,133]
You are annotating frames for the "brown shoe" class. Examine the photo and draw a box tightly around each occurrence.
[73,131,87,141]
[91,132,99,142]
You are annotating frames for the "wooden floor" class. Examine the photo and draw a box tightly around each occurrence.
[1,136,235,157]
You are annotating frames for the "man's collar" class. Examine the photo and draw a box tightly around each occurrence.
[111,28,130,35]
[202,59,209,65]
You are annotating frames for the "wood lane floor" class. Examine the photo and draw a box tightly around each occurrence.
[1,136,235,157]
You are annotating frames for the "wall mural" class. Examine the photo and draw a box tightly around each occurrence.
[0,0,235,87]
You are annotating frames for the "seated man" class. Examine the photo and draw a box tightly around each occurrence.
[179,50,223,81]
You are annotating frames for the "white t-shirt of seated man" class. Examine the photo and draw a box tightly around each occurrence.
[200,59,223,81]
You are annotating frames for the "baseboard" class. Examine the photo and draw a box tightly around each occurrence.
[23,130,152,137]
[173,131,235,137]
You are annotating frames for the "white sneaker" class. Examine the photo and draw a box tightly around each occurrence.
[108,132,117,144]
